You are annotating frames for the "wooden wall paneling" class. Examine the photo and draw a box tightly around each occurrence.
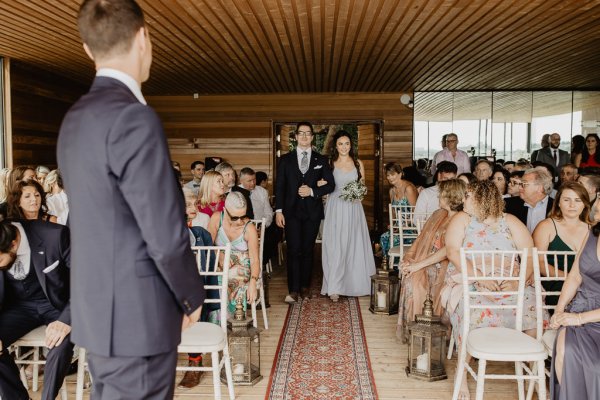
[2,58,12,168]
[357,123,378,232]
[9,60,86,168]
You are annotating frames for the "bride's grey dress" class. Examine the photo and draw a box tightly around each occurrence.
[321,167,375,297]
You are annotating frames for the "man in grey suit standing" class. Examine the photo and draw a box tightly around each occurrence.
[534,132,570,177]
[57,1,205,398]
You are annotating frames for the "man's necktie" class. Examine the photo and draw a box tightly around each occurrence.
[12,258,26,280]
[300,151,308,174]
[553,150,558,165]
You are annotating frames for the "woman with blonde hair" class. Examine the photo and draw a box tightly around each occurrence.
[44,169,69,225]
[397,178,466,341]
[0,167,11,220]
[197,170,226,217]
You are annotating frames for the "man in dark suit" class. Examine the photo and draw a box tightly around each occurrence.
[0,220,72,400]
[275,122,335,303]
[57,1,205,398]
[504,167,554,233]
[534,133,570,177]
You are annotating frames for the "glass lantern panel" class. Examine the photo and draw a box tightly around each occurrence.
[430,335,444,365]
[410,335,429,373]
[230,340,251,367]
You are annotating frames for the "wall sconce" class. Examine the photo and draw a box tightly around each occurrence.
[400,94,414,108]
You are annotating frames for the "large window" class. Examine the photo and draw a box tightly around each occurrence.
[414,91,600,162]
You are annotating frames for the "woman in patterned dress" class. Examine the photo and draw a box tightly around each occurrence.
[444,180,547,400]
[207,191,260,324]
[379,162,419,258]
[396,178,466,342]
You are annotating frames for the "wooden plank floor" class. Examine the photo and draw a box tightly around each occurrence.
[30,255,532,399]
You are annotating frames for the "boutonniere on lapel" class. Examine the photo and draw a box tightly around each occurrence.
[314,165,323,170]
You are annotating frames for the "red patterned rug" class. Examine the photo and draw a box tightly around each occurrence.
[266,296,378,399]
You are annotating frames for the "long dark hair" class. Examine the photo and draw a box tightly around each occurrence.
[329,130,361,181]
[581,133,600,165]
[7,180,51,220]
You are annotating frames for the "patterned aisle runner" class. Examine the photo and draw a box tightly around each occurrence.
[266,296,378,399]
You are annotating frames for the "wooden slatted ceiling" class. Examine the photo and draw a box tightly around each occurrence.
[1,0,600,95]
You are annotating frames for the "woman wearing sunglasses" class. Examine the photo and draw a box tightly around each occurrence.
[207,191,260,324]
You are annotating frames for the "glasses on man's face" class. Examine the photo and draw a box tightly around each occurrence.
[297,131,313,138]
[519,181,538,188]
[508,180,520,186]
[225,208,247,222]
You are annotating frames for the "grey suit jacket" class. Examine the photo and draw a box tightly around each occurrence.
[57,77,205,357]
[535,147,570,174]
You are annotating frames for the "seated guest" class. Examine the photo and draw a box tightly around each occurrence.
[575,133,600,169]
[183,188,210,229]
[577,171,600,223]
[505,167,554,233]
[239,167,278,265]
[207,192,259,324]
[0,219,73,400]
[197,170,226,217]
[474,159,493,181]
[507,170,525,197]
[503,161,516,173]
[514,159,532,171]
[184,161,205,196]
[215,162,254,219]
[559,163,579,185]
[35,165,50,186]
[7,180,57,223]
[549,202,600,399]
[255,171,269,190]
[43,170,69,225]
[445,180,545,400]
[492,167,510,198]
[0,168,11,221]
[402,165,427,189]
[457,172,476,185]
[533,182,590,310]
[397,178,466,342]
[380,162,419,258]
[533,161,558,197]
[413,161,457,219]
[7,166,35,191]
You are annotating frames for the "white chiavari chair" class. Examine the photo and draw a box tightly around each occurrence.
[250,218,269,329]
[452,248,547,400]
[526,248,576,400]
[388,204,431,269]
[176,244,235,400]
[12,326,68,400]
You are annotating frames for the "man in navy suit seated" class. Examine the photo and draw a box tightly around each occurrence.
[0,220,72,400]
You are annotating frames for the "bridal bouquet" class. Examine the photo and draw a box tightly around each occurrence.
[340,180,367,202]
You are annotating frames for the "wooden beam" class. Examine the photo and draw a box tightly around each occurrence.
[2,57,13,168]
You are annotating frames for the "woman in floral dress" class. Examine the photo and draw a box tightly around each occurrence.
[207,191,260,324]
[396,179,466,341]
[444,180,548,400]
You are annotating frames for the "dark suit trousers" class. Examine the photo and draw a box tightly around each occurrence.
[87,349,178,400]
[0,301,74,400]
[285,214,321,293]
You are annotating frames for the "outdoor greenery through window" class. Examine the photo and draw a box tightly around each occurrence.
[414,91,600,162]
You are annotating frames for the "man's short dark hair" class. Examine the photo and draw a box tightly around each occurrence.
[504,161,516,167]
[0,222,17,254]
[190,161,205,170]
[240,167,255,178]
[255,171,268,186]
[78,0,145,60]
[296,121,314,135]
[436,161,458,176]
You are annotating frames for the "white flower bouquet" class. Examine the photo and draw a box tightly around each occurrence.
[340,180,367,202]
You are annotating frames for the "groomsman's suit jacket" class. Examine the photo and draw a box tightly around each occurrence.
[534,147,570,174]
[0,220,71,324]
[504,196,554,227]
[57,76,205,357]
[275,149,335,220]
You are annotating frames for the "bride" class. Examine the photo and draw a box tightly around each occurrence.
[321,130,376,301]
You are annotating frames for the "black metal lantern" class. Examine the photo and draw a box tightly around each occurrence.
[221,298,262,385]
[369,256,400,315]
[405,295,447,381]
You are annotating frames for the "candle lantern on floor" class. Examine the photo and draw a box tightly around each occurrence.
[221,297,262,385]
[369,256,400,315]
[405,294,447,381]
